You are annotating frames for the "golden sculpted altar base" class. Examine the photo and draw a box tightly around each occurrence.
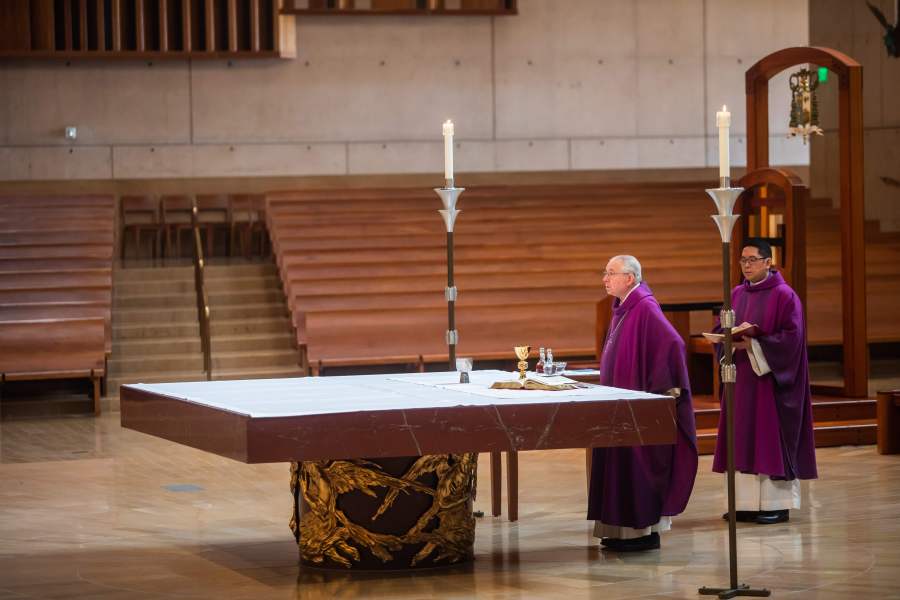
[291,454,478,569]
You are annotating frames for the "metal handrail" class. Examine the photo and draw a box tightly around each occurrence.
[191,199,212,381]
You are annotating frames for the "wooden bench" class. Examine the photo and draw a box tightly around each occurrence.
[0,245,114,260]
[0,257,113,272]
[0,318,106,415]
[0,270,112,291]
[0,195,115,408]
[0,302,113,355]
[0,230,115,247]
[0,195,114,208]
[0,288,112,304]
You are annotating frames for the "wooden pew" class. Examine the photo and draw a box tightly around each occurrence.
[0,230,115,247]
[0,318,106,415]
[0,257,113,272]
[0,245,114,260]
[0,288,112,304]
[0,302,113,355]
[0,195,114,208]
[0,195,115,409]
[0,270,112,291]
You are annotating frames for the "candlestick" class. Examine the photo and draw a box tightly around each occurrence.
[443,119,454,182]
[716,105,731,180]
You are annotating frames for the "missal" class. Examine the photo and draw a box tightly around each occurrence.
[490,374,579,391]
[702,323,762,344]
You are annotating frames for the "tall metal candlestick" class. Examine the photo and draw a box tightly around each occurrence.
[698,179,770,599]
[435,179,463,370]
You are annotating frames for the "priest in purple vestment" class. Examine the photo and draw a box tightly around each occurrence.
[712,239,817,525]
[587,255,698,552]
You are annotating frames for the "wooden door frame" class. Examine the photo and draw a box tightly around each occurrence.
[745,46,867,398]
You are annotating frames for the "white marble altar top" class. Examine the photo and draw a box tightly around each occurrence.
[125,370,666,419]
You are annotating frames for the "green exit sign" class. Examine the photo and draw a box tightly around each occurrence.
[818,66,828,82]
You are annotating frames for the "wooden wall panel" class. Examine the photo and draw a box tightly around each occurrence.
[0,1,33,52]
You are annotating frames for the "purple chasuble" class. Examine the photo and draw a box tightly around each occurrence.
[712,270,817,480]
[587,283,698,529]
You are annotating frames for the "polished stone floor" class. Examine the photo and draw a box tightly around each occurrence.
[0,413,898,599]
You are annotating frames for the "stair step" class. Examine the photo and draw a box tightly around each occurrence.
[210,317,293,336]
[115,265,194,283]
[114,336,203,357]
[205,263,278,278]
[212,349,301,370]
[694,397,877,430]
[115,279,196,296]
[207,290,285,305]
[696,418,878,455]
[115,293,199,309]
[210,303,289,320]
[212,366,305,381]
[206,276,283,293]
[114,307,198,324]
[109,352,205,374]
[113,322,201,340]
[211,333,295,352]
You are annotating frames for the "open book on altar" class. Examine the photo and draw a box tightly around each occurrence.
[702,323,761,344]
[490,373,580,391]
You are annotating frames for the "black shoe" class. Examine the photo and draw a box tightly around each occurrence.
[722,511,759,523]
[601,532,660,552]
[755,509,789,525]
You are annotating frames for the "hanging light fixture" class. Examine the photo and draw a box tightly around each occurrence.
[788,68,824,145]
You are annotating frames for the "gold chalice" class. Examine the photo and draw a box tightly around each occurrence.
[514,345,531,380]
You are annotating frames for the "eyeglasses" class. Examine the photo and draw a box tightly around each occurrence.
[602,271,629,278]
[739,256,768,266]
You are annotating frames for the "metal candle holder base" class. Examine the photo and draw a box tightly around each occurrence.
[698,181,771,599]
[435,180,464,370]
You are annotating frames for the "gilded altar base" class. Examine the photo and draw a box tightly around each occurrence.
[290,453,477,570]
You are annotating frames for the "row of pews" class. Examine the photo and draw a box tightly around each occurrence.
[266,183,726,374]
[0,195,115,414]
[267,183,900,375]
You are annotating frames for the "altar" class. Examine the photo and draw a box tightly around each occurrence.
[120,370,676,570]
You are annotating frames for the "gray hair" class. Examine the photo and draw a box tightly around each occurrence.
[610,255,643,283]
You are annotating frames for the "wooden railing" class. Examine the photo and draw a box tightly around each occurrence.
[191,201,212,381]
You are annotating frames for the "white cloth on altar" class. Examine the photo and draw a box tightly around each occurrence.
[125,370,666,419]
[731,472,801,511]
[593,516,672,540]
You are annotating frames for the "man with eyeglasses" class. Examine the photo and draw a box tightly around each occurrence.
[711,238,817,525]
[587,255,698,552]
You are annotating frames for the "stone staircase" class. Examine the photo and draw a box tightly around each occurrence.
[205,262,304,381]
[108,261,302,398]
[109,265,205,395]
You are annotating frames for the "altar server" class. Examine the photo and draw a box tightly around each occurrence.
[712,238,817,525]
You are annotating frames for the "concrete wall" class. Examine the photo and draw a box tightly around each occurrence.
[809,0,900,231]
[0,0,809,182]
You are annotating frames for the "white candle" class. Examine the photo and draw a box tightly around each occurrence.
[716,105,730,180]
[442,119,454,181]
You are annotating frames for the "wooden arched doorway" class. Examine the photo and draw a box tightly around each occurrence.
[744,46,866,398]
